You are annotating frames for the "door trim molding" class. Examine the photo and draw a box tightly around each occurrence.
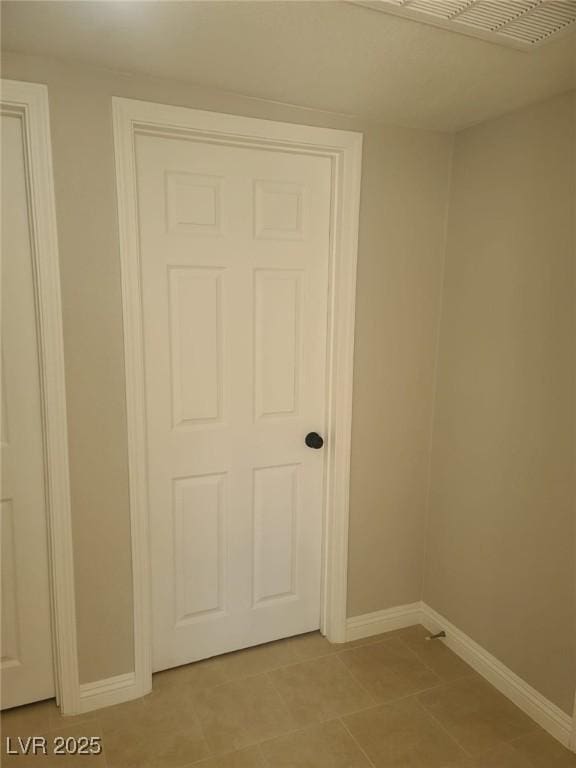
[113,97,362,697]
[1,80,79,713]
[78,672,137,714]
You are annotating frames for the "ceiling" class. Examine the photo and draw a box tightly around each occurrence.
[1,1,574,132]
[356,0,576,49]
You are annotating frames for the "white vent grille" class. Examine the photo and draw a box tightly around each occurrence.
[353,0,576,48]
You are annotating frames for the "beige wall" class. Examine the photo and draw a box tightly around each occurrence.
[424,92,575,714]
[1,51,453,683]
[347,125,452,616]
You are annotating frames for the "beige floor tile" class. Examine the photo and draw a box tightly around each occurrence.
[3,722,106,767]
[95,697,149,735]
[3,750,53,767]
[193,745,266,767]
[218,639,300,680]
[445,758,475,767]
[450,737,576,768]
[337,632,401,650]
[505,730,576,767]
[269,655,374,728]
[338,636,442,703]
[144,675,206,725]
[5,632,565,768]
[1,699,99,764]
[44,722,106,766]
[1,699,59,737]
[458,742,536,767]
[343,696,467,768]
[3,749,105,767]
[154,656,230,692]
[105,724,210,768]
[395,626,473,681]
[260,719,372,768]
[418,676,536,755]
[95,683,199,738]
[194,673,297,755]
[288,632,339,661]
[47,708,100,732]
[101,688,210,767]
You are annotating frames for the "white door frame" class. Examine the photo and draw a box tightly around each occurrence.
[1,80,79,713]
[113,96,362,699]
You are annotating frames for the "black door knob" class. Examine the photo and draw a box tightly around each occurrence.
[305,432,324,449]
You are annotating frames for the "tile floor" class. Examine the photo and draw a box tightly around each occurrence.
[2,625,575,767]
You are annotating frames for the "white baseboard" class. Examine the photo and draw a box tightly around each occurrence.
[420,603,574,750]
[345,602,422,642]
[345,601,574,751]
[78,672,145,713]
[76,606,575,752]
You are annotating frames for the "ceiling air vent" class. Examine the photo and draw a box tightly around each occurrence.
[353,0,576,49]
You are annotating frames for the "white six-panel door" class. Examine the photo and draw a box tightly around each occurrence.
[135,133,332,671]
[1,110,55,707]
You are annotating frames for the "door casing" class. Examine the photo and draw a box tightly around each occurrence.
[1,80,78,714]
[113,96,363,703]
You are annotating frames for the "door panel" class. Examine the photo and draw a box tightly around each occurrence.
[168,267,225,427]
[135,133,331,671]
[173,473,226,625]
[253,463,299,606]
[1,112,54,707]
[254,270,302,420]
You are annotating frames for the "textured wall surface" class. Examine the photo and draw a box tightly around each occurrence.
[1,51,452,683]
[424,92,575,714]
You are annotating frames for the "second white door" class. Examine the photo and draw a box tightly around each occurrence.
[1,106,54,707]
[135,127,332,672]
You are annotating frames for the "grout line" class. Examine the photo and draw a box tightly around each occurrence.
[150,631,402,693]
[338,716,377,768]
[337,630,403,650]
[186,699,210,763]
[413,694,474,759]
[253,715,348,751]
[77,632,558,765]
[352,686,448,713]
[167,635,392,692]
[393,635,446,683]
[413,687,538,762]
[259,658,389,750]
[505,728,576,756]
[252,711,393,765]
[262,668,304,735]
[158,635,515,763]
[392,629,477,687]
[335,655,384,702]
[330,653,381,707]
[337,635,449,704]
[254,742,268,767]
